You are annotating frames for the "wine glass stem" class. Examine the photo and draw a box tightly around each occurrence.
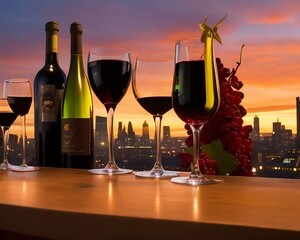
[152,115,163,173]
[106,107,118,170]
[1,126,9,165]
[20,115,27,166]
[190,125,204,179]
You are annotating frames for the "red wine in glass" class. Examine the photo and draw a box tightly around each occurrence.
[0,112,18,127]
[136,96,172,116]
[171,38,222,186]
[88,59,131,111]
[87,47,133,175]
[7,96,32,116]
[172,60,219,124]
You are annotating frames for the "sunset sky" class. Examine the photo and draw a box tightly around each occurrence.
[1,0,300,138]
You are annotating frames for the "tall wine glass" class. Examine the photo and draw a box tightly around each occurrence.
[0,82,18,170]
[87,46,133,175]
[171,37,223,185]
[5,79,37,172]
[132,50,179,178]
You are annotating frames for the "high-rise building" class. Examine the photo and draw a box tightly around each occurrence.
[272,119,282,150]
[141,120,149,142]
[116,121,127,144]
[95,116,107,147]
[296,97,300,152]
[281,125,294,154]
[127,121,136,145]
[117,122,123,139]
[250,115,260,142]
[163,126,171,142]
[254,115,260,135]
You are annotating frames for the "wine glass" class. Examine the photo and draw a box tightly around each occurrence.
[0,82,18,170]
[171,37,223,185]
[132,50,179,178]
[87,46,133,175]
[5,79,37,172]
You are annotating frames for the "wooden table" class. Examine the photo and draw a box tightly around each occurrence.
[0,167,300,240]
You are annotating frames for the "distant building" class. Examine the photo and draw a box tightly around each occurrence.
[272,119,282,150]
[141,120,149,142]
[127,121,136,145]
[250,115,262,166]
[256,153,300,178]
[251,115,260,141]
[95,116,107,147]
[116,122,127,145]
[281,125,294,154]
[94,116,108,167]
[163,126,171,142]
[296,97,300,152]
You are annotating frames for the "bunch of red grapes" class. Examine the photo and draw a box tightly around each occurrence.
[180,52,253,176]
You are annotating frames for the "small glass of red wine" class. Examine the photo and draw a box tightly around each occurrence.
[171,38,223,185]
[0,82,18,170]
[87,46,133,175]
[5,79,37,172]
[132,50,179,178]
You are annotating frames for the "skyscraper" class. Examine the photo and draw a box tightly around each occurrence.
[272,119,282,150]
[251,115,260,141]
[163,126,171,142]
[141,120,149,142]
[95,116,108,146]
[116,122,127,145]
[127,121,136,145]
[117,122,123,139]
[296,97,300,152]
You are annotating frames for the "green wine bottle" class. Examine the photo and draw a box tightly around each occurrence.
[61,22,94,169]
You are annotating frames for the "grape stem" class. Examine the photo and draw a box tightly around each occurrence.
[229,44,245,78]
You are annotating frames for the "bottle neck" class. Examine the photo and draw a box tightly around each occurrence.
[45,31,59,65]
[71,32,82,55]
[45,52,58,64]
[69,23,84,70]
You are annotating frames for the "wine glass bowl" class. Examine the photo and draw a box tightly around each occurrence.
[88,47,131,112]
[132,50,179,178]
[87,46,133,175]
[171,37,222,185]
[5,79,37,171]
[0,82,18,170]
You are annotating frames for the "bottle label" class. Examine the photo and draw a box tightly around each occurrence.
[40,84,63,122]
[61,118,91,155]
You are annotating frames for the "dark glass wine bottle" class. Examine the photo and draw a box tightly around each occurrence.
[61,22,94,169]
[34,21,66,167]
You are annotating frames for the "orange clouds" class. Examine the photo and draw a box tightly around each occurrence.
[247,104,295,113]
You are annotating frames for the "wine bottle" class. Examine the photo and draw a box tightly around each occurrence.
[61,22,94,169]
[34,21,66,167]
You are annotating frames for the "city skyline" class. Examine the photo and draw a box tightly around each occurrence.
[250,112,299,179]
[2,1,300,137]
[4,111,299,178]
[5,95,300,140]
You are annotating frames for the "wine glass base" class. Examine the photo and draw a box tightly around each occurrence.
[0,162,10,170]
[171,176,223,186]
[135,170,179,178]
[88,168,133,175]
[9,164,38,172]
